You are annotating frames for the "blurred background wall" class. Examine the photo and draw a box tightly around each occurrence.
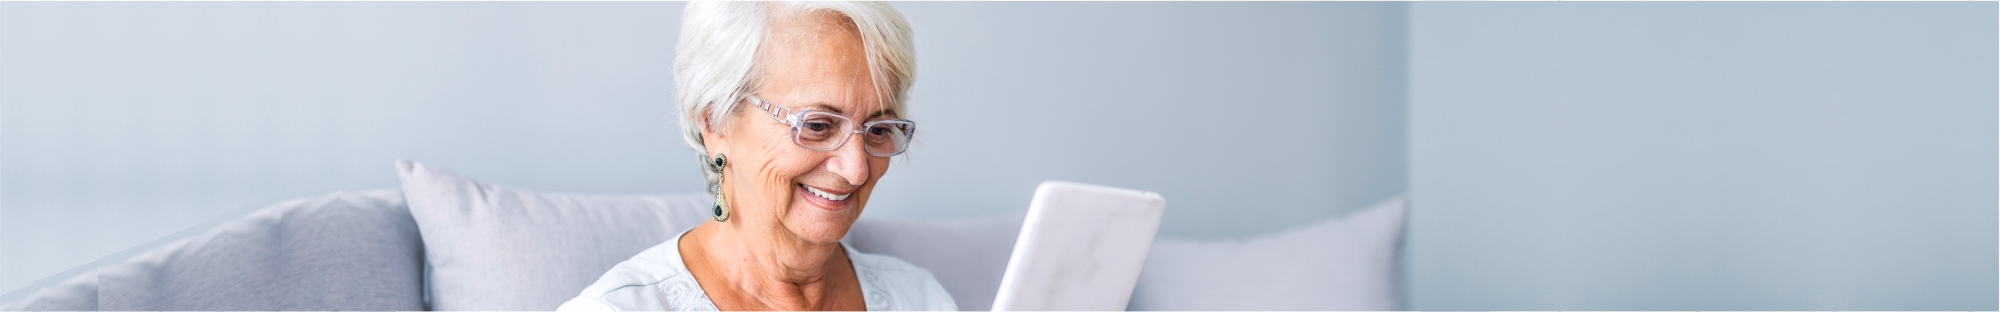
[1405,2,1995,310]
[3,1,1994,310]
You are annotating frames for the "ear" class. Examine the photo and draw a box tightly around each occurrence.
[697,105,729,157]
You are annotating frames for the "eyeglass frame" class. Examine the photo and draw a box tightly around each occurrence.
[746,95,916,157]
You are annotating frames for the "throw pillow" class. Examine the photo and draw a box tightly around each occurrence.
[396,160,711,310]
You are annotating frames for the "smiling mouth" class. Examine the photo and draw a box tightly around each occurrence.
[800,184,851,201]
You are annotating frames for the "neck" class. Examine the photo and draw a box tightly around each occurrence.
[684,220,852,310]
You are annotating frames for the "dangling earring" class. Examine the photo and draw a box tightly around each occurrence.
[710,154,731,222]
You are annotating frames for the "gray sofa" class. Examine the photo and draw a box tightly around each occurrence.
[2,164,1407,311]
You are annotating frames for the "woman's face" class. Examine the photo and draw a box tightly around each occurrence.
[703,14,892,245]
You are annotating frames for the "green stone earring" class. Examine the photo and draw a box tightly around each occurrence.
[710,154,730,222]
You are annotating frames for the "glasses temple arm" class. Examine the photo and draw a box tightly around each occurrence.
[750,96,794,123]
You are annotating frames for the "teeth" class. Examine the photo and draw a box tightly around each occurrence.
[803,184,850,201]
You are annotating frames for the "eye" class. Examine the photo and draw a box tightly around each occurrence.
[863,123,906,144]
[798,119,838,141]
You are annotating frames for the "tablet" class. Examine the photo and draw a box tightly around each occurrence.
[991,181,1166,311]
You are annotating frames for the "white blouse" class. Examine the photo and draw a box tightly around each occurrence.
[557,230,958,311]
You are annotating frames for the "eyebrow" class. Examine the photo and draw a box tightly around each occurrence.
[803,103,899,120]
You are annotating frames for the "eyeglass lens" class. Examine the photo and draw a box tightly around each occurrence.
[791,111,912,156]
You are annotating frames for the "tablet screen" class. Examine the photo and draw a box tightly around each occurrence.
[990,181,1166,311]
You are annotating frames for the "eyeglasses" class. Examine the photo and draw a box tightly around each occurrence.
[748,96,915,157]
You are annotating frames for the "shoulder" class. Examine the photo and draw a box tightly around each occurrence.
[563,237,717,311]
[849,249,960,311]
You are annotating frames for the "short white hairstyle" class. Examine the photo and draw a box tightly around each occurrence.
[675,1,916,194]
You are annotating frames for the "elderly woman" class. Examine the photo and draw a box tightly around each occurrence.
[558,2,954,311]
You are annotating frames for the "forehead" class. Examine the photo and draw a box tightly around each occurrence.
[757,10,889,117]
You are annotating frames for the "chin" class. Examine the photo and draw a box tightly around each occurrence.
[786,222,854,245]
[783,204,862,244]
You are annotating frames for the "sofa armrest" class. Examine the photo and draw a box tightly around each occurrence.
[1,189,426,311]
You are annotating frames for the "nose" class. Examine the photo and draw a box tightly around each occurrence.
[824,133,871,186]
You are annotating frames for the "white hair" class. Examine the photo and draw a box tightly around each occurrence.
[675,1,916,194]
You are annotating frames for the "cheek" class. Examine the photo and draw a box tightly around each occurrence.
[752,152,811,195]
[869,158,892,180]
[728,126,812,206]
[859,157,892,193]
[848,158,892,208]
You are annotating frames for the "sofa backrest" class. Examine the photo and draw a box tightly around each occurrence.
[0,190,426,311]
[848,196,1410,311]
[845,212,1026,311]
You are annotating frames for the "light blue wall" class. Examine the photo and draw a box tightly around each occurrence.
[0,2,1409,294]
[877,1,1408,235]
[0,2,693,293]
[1406,2,1997,310]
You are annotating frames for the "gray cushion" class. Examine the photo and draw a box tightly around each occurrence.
[0,189,426,311]
[396,160,712,311]
[1127,196,1408,310]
